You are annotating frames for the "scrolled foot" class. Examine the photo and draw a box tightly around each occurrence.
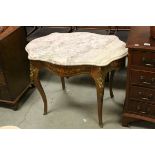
[43,111,47,115]
[110,92,114,98]
[99,122,103,128]
[61,77,66,90]
[109,70,115,98]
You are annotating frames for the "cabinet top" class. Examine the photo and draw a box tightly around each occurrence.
[126,26,155,51]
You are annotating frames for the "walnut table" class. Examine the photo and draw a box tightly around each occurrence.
[26,32,127,127]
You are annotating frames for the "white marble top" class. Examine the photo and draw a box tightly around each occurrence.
[25,32,128,66]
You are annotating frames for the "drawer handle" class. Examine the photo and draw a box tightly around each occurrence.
[140,111,147,114]
[141,97,150,101]
[142,81,151,85]
[136,105,147,114]
[140,76,155,85]
[138,92,153,101]
[142,57,155,67]
[145,63,154,67]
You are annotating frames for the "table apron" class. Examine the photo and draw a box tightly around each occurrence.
[30,60,115,77]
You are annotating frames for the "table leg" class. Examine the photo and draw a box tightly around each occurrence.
[32,66,48,115]
[61,77,65,90]
[91,68,106,128]
[109,70,115,98]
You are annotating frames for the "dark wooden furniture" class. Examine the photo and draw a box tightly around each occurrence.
[72,26,130,31]
[0,27,30,109]
[150,26,155,39]
[122,26,155,126]
[26,26,72,42]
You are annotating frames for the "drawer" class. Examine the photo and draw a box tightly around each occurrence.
[130,50,155,69]
[127,100,155,118]
[130,69,155,88]
[130,86,155,104]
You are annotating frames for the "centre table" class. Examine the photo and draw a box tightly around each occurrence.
[26,32,127,127]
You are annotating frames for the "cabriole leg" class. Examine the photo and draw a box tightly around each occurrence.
[91,67,107,128]
[31,64,48,115]
[61,77,65,90]
[109,70,115,98]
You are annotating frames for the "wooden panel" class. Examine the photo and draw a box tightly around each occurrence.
[76,26,130,30]
[0,27,30,100]
[127,100,155,118]
[126,26,155,50]
[130,69,155,88]
[0,86,11,101]
[130,50,155,68]
[130,86,155,104]
[123,27,155,127]
[0,70,6,87]
[0,27,30,106]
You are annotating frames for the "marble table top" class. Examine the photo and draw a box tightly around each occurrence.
[25,32,128,66]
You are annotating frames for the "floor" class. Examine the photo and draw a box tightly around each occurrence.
[1,68,155,129]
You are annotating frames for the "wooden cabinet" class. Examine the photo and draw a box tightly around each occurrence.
[73,26,130,30]
[122,26,155,126]
[0,27,30,109]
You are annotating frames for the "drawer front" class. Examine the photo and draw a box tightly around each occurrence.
[130,69,155,88]
[127,100,155,118]
[130,86,155,104]
[130,51,155,69]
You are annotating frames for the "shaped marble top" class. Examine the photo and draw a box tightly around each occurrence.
[25,32,128,66]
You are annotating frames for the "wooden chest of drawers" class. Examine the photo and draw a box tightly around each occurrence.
[122,26,155,127]
[0,27,30,109]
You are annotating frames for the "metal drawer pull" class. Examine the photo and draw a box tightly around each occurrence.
[142,81,151,85]
[145,63,154,67]
[142,57,155,67]
[141,97,150,101]
[138,92,153,101]
[140,76,155,85]
[140,111,147,114]
[136,105,147,114]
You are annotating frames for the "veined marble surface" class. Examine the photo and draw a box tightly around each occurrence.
[25,32,128,66]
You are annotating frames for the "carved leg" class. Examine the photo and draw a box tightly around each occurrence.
[32,66,48,115]
[61,77,65,90]
[91,67,107,128]
[109,70,115,98]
